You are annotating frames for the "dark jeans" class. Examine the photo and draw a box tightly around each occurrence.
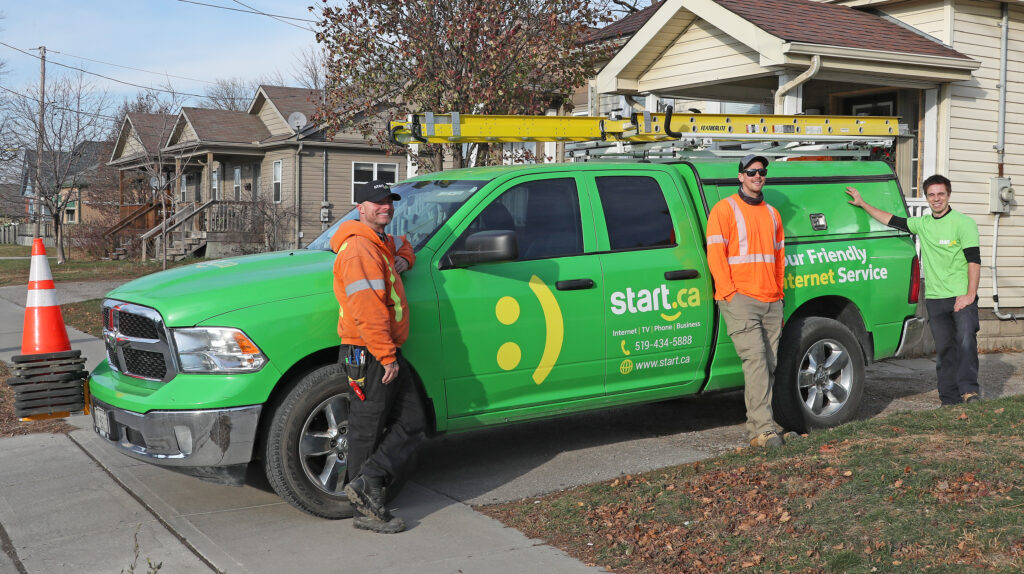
[341,345,426,485]
[925,297,980,405]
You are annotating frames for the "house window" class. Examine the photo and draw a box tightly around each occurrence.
[234,166,242,201]
[65,201,77,224]
[181,174,191,203]
[351,162,398,203]
[211,168,219,200]
[273,160,282,203]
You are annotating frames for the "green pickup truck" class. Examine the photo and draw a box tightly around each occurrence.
[88,159,919,518]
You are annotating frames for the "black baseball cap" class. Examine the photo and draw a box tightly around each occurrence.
[354,179,401,203]
[738,154,769,172]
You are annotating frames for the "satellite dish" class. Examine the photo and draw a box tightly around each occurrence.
[288,112,308,132]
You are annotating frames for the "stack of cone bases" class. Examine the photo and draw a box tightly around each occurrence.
[7,238,88,420]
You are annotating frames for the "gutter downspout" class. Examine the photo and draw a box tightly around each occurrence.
[992,2,1018,321]
[774,55,821,114]
[296,142,303,249]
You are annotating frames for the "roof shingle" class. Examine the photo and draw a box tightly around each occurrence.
[180,108,271,144]
[716,0,971,60]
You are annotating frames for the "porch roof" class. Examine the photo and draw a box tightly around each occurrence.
[596,0,980,97]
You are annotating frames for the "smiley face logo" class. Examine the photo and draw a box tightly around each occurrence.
[494,275,564,385]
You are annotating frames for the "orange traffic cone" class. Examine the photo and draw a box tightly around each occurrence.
[21,238,71,355]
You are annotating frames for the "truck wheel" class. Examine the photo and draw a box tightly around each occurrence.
[773,317,865,433]
[264,364,354,519]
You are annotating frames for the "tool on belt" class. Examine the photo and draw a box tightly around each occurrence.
[345,346,367,401]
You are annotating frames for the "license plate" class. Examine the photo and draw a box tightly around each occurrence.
[93,405,110,436]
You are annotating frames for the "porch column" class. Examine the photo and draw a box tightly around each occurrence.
[118,170,124,209]
[776,72,804,115]
[175,157,182,204]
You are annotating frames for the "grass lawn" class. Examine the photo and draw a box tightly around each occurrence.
[62,298,103,338]
[0,244,32,257]
[482,397,1024,573]
[0,256,199,287]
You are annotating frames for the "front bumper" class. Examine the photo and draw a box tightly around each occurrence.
[90,397,261,486]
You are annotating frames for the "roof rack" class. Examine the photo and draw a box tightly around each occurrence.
[387,107,902,147]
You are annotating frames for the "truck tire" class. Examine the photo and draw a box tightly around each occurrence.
[264,364,354,519]
[773,317,865,433]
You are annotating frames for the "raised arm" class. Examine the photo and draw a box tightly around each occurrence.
[845,186,894,226]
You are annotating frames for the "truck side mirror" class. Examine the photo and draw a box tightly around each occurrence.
[444,230,519,268]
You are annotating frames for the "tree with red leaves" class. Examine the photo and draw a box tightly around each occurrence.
[312,0,608,170]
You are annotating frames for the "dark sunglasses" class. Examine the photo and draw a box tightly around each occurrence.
[742,168,767,177]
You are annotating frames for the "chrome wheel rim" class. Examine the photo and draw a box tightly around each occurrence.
[796,338,853,418]
[299,393,350,495]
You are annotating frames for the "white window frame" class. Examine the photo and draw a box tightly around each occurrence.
[233,166,242,201]
[351,162,399,203]
[211,168,219,200]
[273,160,282,203]
[180,174,191,203]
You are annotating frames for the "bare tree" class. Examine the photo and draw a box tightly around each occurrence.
[5,71,112,263]
[202,73,288,111]
[594,0,653,17]
[291,45,327,92]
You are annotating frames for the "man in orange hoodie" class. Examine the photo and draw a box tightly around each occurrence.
[706,155,787,449]
[331,179,423,533]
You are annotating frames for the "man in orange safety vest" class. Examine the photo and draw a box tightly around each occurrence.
[706,155,788,449]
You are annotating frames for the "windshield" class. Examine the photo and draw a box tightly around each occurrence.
[306,179,487,251]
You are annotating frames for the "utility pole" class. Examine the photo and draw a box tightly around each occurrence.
[33,46,45,239]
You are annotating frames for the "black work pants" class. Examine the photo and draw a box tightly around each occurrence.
[925,297,980,405]
[341,345,425,486]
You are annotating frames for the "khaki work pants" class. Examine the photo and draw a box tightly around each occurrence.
[719,293,784,440]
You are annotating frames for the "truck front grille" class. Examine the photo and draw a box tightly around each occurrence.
[102,300,177,382]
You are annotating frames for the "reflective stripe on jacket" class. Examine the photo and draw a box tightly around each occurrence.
[706,193,785,303]
[330,221,413,365]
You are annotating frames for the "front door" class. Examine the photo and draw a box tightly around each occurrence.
[431,174,605,419]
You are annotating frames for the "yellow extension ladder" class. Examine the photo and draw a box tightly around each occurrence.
[388,107,901,146]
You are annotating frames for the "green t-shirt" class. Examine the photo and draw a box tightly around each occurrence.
[906,209,979,299]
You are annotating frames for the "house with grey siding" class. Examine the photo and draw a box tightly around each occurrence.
[108,85,406,257]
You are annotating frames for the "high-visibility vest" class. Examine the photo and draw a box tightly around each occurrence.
[706,194,785,303]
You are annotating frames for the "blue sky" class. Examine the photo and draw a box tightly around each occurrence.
[1,0,319,107]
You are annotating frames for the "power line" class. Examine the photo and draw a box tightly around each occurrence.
[0,41,248,101]
[45,49,216,85]
[174,0,317,26]
[228,0,315,31]
[0,84,121,121]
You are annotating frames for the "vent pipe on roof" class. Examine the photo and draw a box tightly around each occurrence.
[774,55,822,114]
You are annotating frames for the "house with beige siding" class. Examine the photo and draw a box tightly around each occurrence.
[108,86,406,257]
[592,0,1024,348]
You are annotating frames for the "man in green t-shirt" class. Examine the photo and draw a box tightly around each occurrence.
[846,175,981,405]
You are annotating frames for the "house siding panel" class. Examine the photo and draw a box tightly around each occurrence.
[945,0,1024,307]
[258,101,292,137]
[882,0,949,43]
[292,149,408,246]
[641,20,763,88]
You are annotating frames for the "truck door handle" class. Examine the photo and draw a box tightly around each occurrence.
[665,269,700,280]
[556,278,595,291]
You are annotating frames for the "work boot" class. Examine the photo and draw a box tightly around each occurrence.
[962,392,981,404]
[352,510,406,534]
[345,475,390,522]
[749,431,784,449]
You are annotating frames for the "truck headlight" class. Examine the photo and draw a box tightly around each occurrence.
[172,328,267,373]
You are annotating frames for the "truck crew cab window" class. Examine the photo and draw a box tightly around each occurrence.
[596,176,675,250]
[452,177,584,261]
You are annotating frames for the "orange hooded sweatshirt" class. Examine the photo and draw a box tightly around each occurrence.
[330,221,415,366]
